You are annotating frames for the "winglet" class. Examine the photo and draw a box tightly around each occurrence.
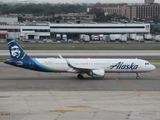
[58,54,64,59]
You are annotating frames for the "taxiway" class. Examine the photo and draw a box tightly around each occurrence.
[0,50,160,59]
[0,62,160,120]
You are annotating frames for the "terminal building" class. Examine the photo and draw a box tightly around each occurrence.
[0,25,50,40]
[0,22,150,40]
[0,16,150,40]
[50,23,150,40]
[20,26,50,40]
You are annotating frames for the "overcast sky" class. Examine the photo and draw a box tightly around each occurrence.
[1,0,160,3]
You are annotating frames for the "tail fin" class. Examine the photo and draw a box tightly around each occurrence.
[6,38,30,60]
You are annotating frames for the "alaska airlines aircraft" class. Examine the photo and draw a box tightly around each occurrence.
[4,38,156,79]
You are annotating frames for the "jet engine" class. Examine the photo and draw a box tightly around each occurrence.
[90,69,105,77]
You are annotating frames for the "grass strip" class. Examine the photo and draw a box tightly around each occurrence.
[0,43,160,50]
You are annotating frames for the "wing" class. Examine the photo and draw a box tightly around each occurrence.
[66,59,102,73]
[66,59,105,77]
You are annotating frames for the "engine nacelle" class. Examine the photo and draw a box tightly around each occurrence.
[91,69,105,77]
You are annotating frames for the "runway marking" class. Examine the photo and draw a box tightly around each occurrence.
[148,72,156,75]
[0,113,10,116]
[103,111,159,120]
[107,73,142,96]
[68,106,90,109]
[48,110,74,113]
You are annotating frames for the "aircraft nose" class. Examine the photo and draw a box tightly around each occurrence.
[151,65,156,71]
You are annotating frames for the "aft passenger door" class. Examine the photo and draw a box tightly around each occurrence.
[29,59,35,69]
[106,62,112,70]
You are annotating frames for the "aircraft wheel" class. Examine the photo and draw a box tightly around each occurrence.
[77,74,84,79]
[136,76,140,79]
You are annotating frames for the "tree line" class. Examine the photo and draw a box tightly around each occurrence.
[88,8,127,22]
[0,3,87,16]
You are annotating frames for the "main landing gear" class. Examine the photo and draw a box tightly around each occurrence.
[136,73,140,79]
[77,74,84,79]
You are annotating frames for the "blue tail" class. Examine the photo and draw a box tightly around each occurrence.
[6,38,30,60]
[4,38,31,67]
[4,38,55,72]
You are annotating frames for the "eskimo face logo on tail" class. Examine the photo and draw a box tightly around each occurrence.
[110,62,138,70]
[11,45,21,58]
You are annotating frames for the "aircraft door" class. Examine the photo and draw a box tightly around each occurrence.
[29,59,35,69]
[106,62,111,70]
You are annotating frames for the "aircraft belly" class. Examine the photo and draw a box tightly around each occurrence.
[44,65,69,72]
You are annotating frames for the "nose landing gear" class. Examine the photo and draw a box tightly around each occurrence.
[136,73,140,79]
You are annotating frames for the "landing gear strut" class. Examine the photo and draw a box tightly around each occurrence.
[136,73,140,79]
[77,74,84,79]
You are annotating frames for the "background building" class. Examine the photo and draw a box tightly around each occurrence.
[0,17,18,25]
[87,0,160,20]
[145,0,155,4]
[54,13,95,23]
[126,4,160,20]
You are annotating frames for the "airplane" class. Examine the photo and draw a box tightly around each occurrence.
[4,38,156,79]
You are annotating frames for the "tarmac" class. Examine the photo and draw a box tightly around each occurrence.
[1,50,160,59]
[0,62,160,120]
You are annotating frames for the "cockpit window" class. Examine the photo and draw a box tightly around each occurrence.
[145,63,149,65]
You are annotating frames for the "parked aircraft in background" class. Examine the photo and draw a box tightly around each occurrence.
[4,38,156,79]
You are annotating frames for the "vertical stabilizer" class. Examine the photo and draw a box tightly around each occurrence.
[6,38,30,61]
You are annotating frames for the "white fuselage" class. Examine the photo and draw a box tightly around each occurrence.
[35,58,155,73]
[5,38,156,79]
